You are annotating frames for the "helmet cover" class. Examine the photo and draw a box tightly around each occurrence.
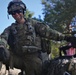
[7,0,26,14]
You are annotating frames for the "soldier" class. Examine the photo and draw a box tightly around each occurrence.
[0,0,74,75]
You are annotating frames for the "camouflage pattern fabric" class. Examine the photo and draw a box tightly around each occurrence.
[9,52,42,75]
[41,38,51,54]
[0,18,66,75]
[68,58,76,75]
[46,57,76,75]
[1,19,65,55]
[47,59,65,75]
[0,37,10,62]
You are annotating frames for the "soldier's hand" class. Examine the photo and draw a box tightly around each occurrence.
[64,36,72,42]
[64,36,76,48]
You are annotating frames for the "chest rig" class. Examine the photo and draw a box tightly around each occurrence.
[9,20,40,55]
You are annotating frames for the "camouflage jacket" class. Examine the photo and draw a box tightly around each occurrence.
[1,18,65,54]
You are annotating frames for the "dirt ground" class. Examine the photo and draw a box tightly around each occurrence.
[0,64,21,75]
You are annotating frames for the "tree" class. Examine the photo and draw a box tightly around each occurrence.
[24,9,34,19]
[24,9,44,23]
[41,0,76,33]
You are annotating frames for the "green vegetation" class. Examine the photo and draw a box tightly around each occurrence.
[41,0,76,33]
[24,0,76,58]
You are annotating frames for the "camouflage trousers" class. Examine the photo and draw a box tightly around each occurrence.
[10,52,42,75]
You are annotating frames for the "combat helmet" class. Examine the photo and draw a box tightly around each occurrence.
[7,0,26,15]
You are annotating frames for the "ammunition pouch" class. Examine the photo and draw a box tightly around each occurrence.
[41,38,51,54]
[22,46,41,53]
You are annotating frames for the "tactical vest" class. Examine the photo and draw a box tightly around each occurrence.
[8,19,41,55]
[8,19,51,55]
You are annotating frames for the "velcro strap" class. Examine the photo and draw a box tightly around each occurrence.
[22,46,41,53]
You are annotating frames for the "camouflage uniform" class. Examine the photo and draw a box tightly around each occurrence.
[0,0,66,75]
[0,18,65,75]
[47,57,76,75]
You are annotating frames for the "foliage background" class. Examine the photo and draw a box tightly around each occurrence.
[24,0,76,58]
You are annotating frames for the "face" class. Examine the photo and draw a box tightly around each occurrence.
[11,10,24,23]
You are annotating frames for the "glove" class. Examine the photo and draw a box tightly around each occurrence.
[64,36,72,42]
[64,36,76,48]
[69,36,76,48]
